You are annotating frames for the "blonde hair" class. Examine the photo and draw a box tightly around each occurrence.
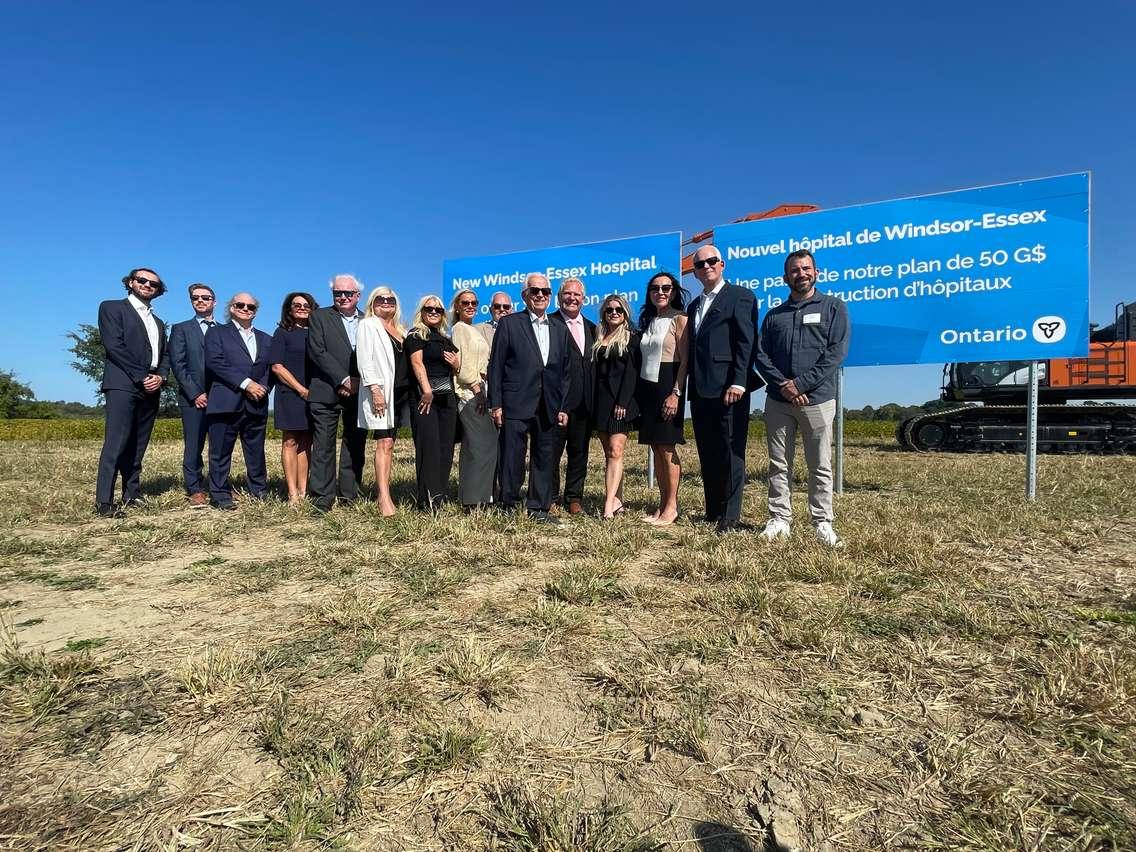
[449,288,478,326]
[363,285,406,335]
[594,294,632,358]
[408,294,450,339]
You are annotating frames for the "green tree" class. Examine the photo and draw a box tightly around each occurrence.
[0,370,37,419]
[66,323,180,414]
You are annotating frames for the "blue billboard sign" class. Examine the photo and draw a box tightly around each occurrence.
[714,173,1089,366]
[443,232,682,323]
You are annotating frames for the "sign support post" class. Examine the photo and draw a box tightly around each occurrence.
[647,449,655,489]
[1026,360,1039,500]
[834,368,845,495]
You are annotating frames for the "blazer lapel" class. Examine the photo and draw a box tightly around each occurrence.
[520,312,542,361]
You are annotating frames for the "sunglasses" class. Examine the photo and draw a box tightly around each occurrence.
[190,294,214,302]
[458,299,479,308]
[648,284,673,294]
[490,303,512,311]
[422,306,444,315]
[233,301,258,312]
[604,306,625,315]
[374,296,396,306]
[133,277,160,287]
[332,290,358,298]
[693,257,721,270]
[290,302,311,310]
[528,288,552,297]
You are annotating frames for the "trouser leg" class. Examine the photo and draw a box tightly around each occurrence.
[337,394,366,501]
[561,404,590,501]
[799,399,836,524]
[527,410,559,512]
[207,413,239,504]
[179,404,208,495]
[691,396,726,521]
[498,416,531,510]
[764,397,798,523]
[96,390,136,505]
[122,391,159,501]
[240,413,269,497]
[308,400,340,509]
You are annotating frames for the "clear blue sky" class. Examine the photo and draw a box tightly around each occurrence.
[2,1,1132,408]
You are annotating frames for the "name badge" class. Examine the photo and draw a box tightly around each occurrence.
[803,313,821,325]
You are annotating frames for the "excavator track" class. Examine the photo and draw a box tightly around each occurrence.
[899,404,1136,454]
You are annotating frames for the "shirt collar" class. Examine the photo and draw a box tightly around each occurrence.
[702,280,726,300]
[127,293,150,312]
[527,309,548,325]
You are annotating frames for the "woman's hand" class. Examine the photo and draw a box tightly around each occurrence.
[614,405,627,421]
[370,386,387,417]
[418,389,434,415]
[661,391,678,420]
[443,350,460,372]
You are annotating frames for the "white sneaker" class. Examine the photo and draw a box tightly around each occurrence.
[814,521,843,548]
[760,518,791,541]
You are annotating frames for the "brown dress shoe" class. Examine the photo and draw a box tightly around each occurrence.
[189,492,209,509]
[567,501,584,515]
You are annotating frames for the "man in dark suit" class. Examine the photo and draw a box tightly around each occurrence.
[168,283,217,509]
[686,245,759,533]
[548,276,596,515]
[203,292,273,510]
[94,267,170,517]
[306,274,367,513]
[488,273,572,523]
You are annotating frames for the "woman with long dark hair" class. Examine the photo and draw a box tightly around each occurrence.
[269,291,318,505]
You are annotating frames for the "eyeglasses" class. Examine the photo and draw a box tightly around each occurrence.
[648,284,672,294]
[422,306,444,315]
[528,288,552,297]
[490,303,512,312]
[233,302,258,312]
[133,277,160,287]
[374,296,396,306]
[604,306,625,315]
[190,294,214,302]
[693,257,721,270]
[290,302,311,310]
[332,290,358,298]
[458,299,479,308]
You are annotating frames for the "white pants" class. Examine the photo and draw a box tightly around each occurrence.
[764,396,836,524]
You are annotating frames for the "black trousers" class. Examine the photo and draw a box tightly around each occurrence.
[207,411,268,503]
[499,407,560,512]
[178,403,209,495]
[552,402,590,502]
[309,395,367,510]
[410,390,457,509]
[95,389,160,505]
[691,392,750,522]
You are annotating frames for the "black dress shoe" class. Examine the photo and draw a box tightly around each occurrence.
[214,500,237,511]
[95,503,123,518]
[123,497,145,509]
[528,510,560,525]
[715,518,739,534]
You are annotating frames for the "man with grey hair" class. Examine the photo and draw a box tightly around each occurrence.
[306,274,367,512]
[548,276,595,514]
[478,291,514,348]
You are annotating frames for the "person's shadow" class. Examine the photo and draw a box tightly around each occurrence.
[692,820,758,851]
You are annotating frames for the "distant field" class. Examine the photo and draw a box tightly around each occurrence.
[0,435,1133,850]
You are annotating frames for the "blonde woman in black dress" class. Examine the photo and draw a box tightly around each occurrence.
[592,294,641,519]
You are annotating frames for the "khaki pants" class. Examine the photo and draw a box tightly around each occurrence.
[764,396,836,524]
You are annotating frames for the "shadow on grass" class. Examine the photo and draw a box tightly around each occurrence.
[692,820,758,851]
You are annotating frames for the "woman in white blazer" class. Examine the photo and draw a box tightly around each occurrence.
[357,286,405,516]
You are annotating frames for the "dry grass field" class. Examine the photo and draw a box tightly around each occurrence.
[0,431,1133,851]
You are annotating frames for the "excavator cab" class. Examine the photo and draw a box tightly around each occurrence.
[944,360,1044,403]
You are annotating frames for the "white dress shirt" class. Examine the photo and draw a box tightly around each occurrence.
[528,310,550,365]
[236,323,257,390]
[694,281,726,333]
[127,293,160,369]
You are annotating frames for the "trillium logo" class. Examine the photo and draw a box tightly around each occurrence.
[1031,315,1066,344]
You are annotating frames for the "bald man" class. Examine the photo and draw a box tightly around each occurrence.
[478,291,514,348]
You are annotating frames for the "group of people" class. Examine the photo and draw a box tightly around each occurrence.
[94,246,849,543]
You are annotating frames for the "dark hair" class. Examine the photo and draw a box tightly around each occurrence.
[187,282,215,298]
[783,249,816,275]
[121,267,166,297]
[279,292,318,330]
[638,271,688,330]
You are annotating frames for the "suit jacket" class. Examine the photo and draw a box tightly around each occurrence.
[487,310,572,422]
[169,317,211,404]
[98,298,170,393]
[549,310,597,413]
[306,307,363,405]
[686,283,762,398]
[204,322,273,415]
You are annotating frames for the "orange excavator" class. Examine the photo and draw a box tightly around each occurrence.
[680,204,818,274]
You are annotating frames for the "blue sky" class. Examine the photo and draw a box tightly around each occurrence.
[2,1,1132,408]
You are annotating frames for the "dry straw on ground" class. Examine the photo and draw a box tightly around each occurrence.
[0,432,1133,850]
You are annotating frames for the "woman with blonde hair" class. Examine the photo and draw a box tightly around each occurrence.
[357,286,407,516]
[450,289,497,510]
[405,295,461,510]
[591,293,641,519]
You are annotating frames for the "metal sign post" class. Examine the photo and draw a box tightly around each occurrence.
[647,447,655,489]
[834,368,845,495]
[1025,361,1039,500]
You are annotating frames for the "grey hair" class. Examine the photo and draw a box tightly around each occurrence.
[559,277,586,297]
[524,272,549,290]
[329,274,363,292]
[226,292,260,317]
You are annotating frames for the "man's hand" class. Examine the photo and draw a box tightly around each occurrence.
[723,386,743,405]
[142,373,163,393]
[244,381,267,401]
[557,411,568,427]
[791,392,810,407]
[491,407,503,428]
[299,387,310,401]
[780,379,802,400]
[194,393,208,409]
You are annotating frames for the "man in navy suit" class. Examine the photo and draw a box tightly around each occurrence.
[548,276,596,515]
[168,283,217,509]
[686,245,759,533]
[204,292,273,510]
[488,273,572,523]
[94,267,170,517]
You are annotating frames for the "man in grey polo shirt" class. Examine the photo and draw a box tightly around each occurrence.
[753,249,850,547]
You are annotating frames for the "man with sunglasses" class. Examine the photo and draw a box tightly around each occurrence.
[94,267,170,517]
[548,277,596,515]
[487,273,572,522]
[203,293,272,510]
[306,274,368,512]
[169,283,218,508]
[477,291,514,347]
[686,245,760,534]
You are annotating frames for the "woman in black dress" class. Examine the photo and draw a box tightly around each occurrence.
[405,295,461,511]
[269,292,318,505]
[636,272,689,526]
[592,294,641,519]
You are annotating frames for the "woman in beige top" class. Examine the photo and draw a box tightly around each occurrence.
[450,288,497,509]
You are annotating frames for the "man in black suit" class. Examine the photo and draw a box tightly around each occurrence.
[488,273,572,523]
[548,276,596,515]
[168,283,217,509]
[306,274,367,512]
[204,293,273,510]
[94,267,170,517]
[686,245,759,533]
